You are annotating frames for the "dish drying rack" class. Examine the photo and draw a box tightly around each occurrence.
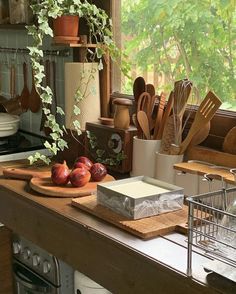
[187,171,236,278]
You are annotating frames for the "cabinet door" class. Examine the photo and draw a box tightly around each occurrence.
[0,226,13,294]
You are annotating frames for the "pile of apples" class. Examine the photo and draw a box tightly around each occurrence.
[51,156,107,188]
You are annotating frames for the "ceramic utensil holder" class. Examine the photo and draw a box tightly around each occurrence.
[131,136,161,177]
[155,152,184,185]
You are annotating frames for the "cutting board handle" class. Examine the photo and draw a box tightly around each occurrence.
[3,168,49,180]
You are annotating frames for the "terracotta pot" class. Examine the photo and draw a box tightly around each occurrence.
[53,15,79,37]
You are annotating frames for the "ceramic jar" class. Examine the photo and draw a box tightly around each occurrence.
[113,98,132,129]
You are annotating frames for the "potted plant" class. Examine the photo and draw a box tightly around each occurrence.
[27,0,126,165]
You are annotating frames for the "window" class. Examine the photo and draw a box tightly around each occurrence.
[114,0,236,111]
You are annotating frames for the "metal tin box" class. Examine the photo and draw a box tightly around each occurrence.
[97,176,184,219]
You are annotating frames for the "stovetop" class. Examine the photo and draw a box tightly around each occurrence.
[0,130,51,161]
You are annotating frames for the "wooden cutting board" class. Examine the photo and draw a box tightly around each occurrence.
[72,195,189,239]
[30,174,114,197]
[3,167,51,180]
[3,167,115,198]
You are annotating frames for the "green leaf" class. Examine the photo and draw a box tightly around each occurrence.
[73,105,81,115]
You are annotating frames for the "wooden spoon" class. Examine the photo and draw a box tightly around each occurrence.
[146,83,155,98]
[133,76,146,109]
[29,68,41,113]
[19,62,30,111]
[137,110,150,140]
[222,126,236,154]
[189,121,211,146]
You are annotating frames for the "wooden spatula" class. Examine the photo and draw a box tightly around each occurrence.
[178,91,222,154]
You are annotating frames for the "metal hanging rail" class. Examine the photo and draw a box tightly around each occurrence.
[0,46,70,57]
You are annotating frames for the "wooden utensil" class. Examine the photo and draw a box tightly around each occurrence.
[3,167,115,198]
[160,115,181,154]
[146,83,155,98]
[154,91,174,140]
[146,83,156,129]
[173,79,193,145]
[152,92,166,140]
[133,76,146,108]
[137,110,150,139]
[19,62,30,111]
[178,91,222,155]
[29,68,41,113]
[10,64,16,99]
[189,121,211,146]
[222,126,236,154]
[136,91,151,138]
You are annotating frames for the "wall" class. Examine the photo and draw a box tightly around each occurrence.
[0,28,73,135]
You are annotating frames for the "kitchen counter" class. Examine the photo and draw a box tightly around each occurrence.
[0,160,235,294]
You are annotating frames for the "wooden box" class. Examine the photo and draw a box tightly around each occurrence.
[85,122,137,173]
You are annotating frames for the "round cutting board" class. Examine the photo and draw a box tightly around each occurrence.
[30,174,115,197]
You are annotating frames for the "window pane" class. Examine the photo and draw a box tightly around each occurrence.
[120,0,236,110]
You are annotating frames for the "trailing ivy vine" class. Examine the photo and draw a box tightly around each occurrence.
[27,0,126,164]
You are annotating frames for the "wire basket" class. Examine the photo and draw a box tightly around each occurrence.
[186,174,236,277]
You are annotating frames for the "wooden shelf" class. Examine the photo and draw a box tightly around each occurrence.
[0,24,27,30]
[52,43,98,48]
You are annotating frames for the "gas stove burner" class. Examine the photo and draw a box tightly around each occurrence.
[0,129,51,162]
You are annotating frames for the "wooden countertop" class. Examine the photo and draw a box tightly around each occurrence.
[0,160,235,294]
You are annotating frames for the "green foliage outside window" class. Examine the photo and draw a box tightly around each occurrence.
[121,0,236,109]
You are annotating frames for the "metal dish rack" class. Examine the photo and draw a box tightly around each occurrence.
[187,173,236,277]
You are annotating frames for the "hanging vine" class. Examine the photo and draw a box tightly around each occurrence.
[27,0,126,164]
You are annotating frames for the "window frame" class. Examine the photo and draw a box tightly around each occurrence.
[110,0,236,151]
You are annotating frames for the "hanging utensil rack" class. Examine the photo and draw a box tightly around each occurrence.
[0,46,70,57]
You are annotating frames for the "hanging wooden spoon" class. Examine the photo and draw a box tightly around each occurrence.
[10,64,16,99]
[29,68,41,113]
[19,62,30,111]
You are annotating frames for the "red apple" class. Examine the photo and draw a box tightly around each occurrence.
[74,156,93,170]
[51,161,70,185]
[69,167,91,187]
[90,163,107,182]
